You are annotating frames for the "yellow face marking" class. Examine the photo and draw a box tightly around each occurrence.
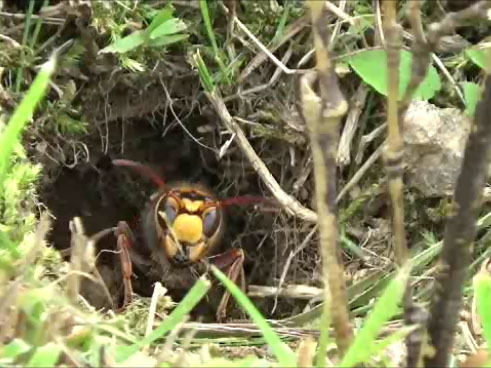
[172,214,203,244]
[181,198,204,213]
[189,241,208,262]
[163,235,178,258]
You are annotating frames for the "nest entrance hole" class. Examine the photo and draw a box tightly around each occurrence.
[40,117,315,320]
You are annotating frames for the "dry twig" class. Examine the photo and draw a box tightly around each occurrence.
[66,217,114,308]
[382,0,409,267]
[300,0,353,356]
[394,2,491,366]
[337,145,383,203]
[354,122,386,164]
[402,1,491,111]
[424,72,491,368]
[206,92,317,223]
[234,17,297,76]
[0,214,51,343]
[238,15,309,82]
[297,337,318,368]
[273,226,317,313]
[248,284,323,300]
[145,282,166,338]
[223,44,294,103]
[337,84,369,167]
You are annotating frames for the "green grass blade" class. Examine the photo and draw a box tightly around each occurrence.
[149,34,189,48]
[211,265,296,367]
[0,228,19,258]
[340,263,412,367]
[99,30,146,54]
[94,323,139,345]
[26,343,61,367]
[29,0,50,48]
[194,51,215,93]
[141,276,210,345]
[199,0,220,56]
[0,56,56,191]
[272,2,291,43]
[115,276,211,362]
[370,325,419,363]
[462,81,482,117]
[199,0,230,84]
[340,226,365,260]
[15,0,36,93]
[477,211,491,229]
[474,268,491,354]
[0,338,31,360]
[465,45,491,72]
[149,18,187,40]
[147,4,175,35]
[315,299,330,368]
[281,236,443,326]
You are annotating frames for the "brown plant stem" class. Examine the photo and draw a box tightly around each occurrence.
[402,0,491,113]
[397,2,491,366]
[205,91,317,223]
[401,3,432,367]
[401,0,431,111]
[382,3,427,367]
[424,75,491,367]
[300,0,353,358]
[383,0,409,268]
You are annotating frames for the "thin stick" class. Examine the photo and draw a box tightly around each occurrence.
[401,4,431,367]
[337,145,383,203]
[337,84,369,167]
[383,0,409,267]
[374,0,386,47]
[324,0,354,25]
[273,226,317,313]
[234,17,297,75]
[425,73,491,368]
[355,123,386,165]
[302,1,354,357]
[328,0,347,51]
[205,92,317,223]
[239,15,309,82]
[297,337,318,368]
[248,284,323,300]
[178,320,403,339]
[431,53,465,105]
[402,1,491,111]
[67,217,86,303]
[223,44,294,103]
[400,4,491,365]
[383,5,424,367]
[401,0,430,110]
[145,282,165,338]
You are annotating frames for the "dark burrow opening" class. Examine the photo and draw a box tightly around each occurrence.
[41,117,308,321]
